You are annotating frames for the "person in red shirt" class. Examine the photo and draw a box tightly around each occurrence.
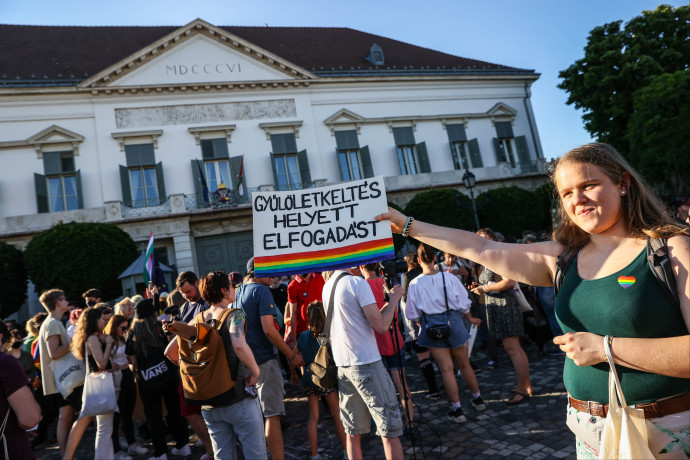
[286,273,325,345]
[360,263,414,427]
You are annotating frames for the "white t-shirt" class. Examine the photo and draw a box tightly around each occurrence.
[322,271,379,367]
[38,315,71,396]
[405,271,472,322]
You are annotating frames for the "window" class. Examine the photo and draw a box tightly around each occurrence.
[451,141,470,170]
[334,130,373,181]
[200,138,231,193]
[119,143,166,208]
[446,123,482,170]
[270,133,311,191]
[497,138,518,168]
[392,127,430,175]
[34,151,83,213]
[493,122,533,172]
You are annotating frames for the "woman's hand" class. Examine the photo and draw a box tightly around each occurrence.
[375,207,407,235]
[470,285,485,295]
[553,332,605,366]
[103,335,114,345]
[468,316,482,327]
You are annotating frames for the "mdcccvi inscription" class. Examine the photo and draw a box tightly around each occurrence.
[115,99,297,129]
[164,63,242,76]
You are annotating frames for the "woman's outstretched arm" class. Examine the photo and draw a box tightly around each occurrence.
[376,207,561,287]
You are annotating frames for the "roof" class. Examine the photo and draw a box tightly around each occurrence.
[0,23,534,87]
[119,253,173,279]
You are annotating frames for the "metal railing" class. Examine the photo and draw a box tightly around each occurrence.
[121,200,171,218]
[510,160,547,176]
[184,189,254,211]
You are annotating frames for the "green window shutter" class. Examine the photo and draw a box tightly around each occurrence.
[467,138,483,168]
[191,159,203,205]
[495,121,514,139]
[393,127,415,146]
[335,130,360,150]
[200,139,214,159]
[155,162,166,204]
[360,145,374,178]
[74,169,84,209]
[34,173,48,213]
[270,134,297,154]
[493,138,504,163]
[446,124,467,143]
[416,141,431,173]
[270,152,279,189]
[212,138,229,159]
[297,150,312,187]
[43,152,61,175]
[229,155,247,199]
[515,135,532,172]
[119,165,132,206]
[336,149,345,181]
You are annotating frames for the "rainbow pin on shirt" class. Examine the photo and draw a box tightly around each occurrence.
[618,276,636,289]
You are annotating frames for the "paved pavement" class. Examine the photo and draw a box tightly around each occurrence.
[35,343,575,459]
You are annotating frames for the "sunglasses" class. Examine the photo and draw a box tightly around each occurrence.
[119,325,128,331]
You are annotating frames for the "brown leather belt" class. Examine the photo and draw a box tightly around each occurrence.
[568,391,690,419]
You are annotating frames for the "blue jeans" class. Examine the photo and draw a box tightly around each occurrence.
[537,286,562,337]
[202,397,267,460]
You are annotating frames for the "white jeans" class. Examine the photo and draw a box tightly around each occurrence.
[95,411,115,460]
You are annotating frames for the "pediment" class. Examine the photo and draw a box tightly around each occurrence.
[27,125,84,145]
[80,19,316,89]
[324,109,367,125]
[487,102,517,117]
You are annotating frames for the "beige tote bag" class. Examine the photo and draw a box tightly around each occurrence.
[599,335,654,459]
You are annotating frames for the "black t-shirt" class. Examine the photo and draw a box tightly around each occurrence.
[270,284,288,316]
[0,352,35,460]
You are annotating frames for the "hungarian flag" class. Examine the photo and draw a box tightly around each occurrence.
[143,231,155,285]
[237,155,245,197]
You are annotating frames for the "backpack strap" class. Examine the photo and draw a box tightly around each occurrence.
[554,247,578,296]
[215,308,234,331]
[646,237,680,310]
[322,272,351,341]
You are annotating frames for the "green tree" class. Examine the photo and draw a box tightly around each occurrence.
[559,5,690,185]
[0,242,28,317]
[24,222,138,303]
[476,186,551,240]
[403,189,476,232]
[626,70,690,194]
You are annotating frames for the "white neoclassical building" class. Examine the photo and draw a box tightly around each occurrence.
[0,19,546,318]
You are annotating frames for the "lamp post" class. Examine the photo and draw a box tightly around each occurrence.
[462,169,481,231]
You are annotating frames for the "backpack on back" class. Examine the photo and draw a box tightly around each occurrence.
[554,237,679,309]
[172,308,238,406]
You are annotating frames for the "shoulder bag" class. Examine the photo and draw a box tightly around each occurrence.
[48,349,86,398]
[308,272,349,390]
[80,342,118,418]
[513,284,533,313]
[423,272,451,340]
[598,335,654,459]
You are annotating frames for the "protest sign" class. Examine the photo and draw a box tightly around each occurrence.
[252,176,394,277]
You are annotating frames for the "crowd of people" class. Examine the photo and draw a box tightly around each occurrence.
[1,142,688,460]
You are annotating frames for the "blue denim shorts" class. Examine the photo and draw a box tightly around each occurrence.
[418,310,470,350]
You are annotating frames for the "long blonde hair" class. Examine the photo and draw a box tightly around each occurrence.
[551,143,689,252]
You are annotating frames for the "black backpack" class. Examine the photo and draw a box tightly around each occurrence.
[554,237,680,310]
[137,343,173,391]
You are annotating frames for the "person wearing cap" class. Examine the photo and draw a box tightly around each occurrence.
[125,299,190,460]
[235,257,305,460]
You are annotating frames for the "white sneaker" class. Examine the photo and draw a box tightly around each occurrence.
[114,452,133,460]
[128,442,149,456]
[171,444,191,456]
[149,454,167,460]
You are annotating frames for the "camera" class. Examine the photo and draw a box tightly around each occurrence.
[377,259,407,288]
[163,304,182,321]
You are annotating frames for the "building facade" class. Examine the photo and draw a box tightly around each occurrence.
[0,20,546,318]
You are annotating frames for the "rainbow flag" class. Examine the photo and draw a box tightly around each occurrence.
[143,231,154,285]
[254,237,395,277]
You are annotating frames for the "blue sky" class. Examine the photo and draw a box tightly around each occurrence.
[1,0,684,159]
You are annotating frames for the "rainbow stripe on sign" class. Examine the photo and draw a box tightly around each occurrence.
[254,238,395,277]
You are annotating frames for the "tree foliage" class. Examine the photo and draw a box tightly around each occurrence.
[476,186,552,240]
[404,189,476,232]
[24,222,138,303]
[558,5,690,192]
[0,242,28,318]
[625,70,690,194]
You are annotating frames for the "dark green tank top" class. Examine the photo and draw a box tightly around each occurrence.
[555,248,689,405]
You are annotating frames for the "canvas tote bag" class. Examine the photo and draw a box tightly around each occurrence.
[80,343,118,418]
[598,335,654,459]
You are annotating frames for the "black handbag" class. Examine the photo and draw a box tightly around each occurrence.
[308,272,349,390]
[424,272,451,340]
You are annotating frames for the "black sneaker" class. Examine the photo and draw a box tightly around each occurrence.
[448,407,467,423]
[471,396,487,411]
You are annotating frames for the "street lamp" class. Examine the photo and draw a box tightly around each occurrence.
[462,169,481,231]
